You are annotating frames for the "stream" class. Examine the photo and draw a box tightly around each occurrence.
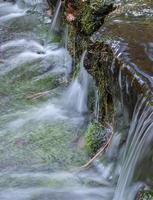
[0,1,110,199]
[0,0,153,200]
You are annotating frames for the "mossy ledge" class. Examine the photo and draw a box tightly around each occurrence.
[61,0,153,193]
[62,0,153,126]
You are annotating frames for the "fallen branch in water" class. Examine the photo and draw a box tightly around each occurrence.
[78,133,113,171]
[26,90,51,100]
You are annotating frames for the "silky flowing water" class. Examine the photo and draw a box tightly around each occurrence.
[0,1,153,200]
[0,1,110,199]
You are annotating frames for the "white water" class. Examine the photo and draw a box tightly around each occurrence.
[0,39,72,77]
[63,51,90,114]
[63,24,69,49]
[0,3,100,200]
[6,104,67,130]
[0,39,44,52]
[0,1,153,200]
[0,12,26,22]
[0,2,22,15]
[113,97,153,200]
[0,51,43,75]
[50,0,62,32]
[0,2,26,22]
[4,50,89,130]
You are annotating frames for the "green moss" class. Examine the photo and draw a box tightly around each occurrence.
[0,62,60,129]
[38,23,62,43]
[29,123,87,168]
[0,51,87,173]
[74,0,114,35]
[0,122,87,171]
[0,173,76,188]
[137,190,153,200]
[143,191,153,200]
[80,4,95,35]
[85,121,106,156]
[71,62,80,80]
[149,101,153,107]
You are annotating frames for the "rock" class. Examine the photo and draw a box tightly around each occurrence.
[136,190,153,200]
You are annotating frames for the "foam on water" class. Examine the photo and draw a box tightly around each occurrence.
[0,39,44,52]
[0,51,44,75]
[63,51,90,114]
[0,1,26,22]
[0,12,26,23]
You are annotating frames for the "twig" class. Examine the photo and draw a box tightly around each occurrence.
[26,90,51,100]
[78,133,113,171]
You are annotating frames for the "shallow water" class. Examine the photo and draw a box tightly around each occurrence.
[0,1,114,200]
[1,1,153,200]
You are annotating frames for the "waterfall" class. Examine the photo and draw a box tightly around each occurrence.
[1,0,153,199]
[17,0,43,7]
[0,1,26,23]
[63,24,69,50]
[50,0,62,32]
[63,51,90,114]
[113,97,153,200]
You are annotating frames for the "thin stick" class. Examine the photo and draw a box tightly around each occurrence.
[26,90,51,100]
[78,133,113,171]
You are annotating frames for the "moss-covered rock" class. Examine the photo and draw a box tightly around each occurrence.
[64,0,115,35]
[85,121,109,156]
[0,121,88,171]
[136,190,153,200]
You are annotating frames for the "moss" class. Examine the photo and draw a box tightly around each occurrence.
[64,0,117,119]
[149,101,153,107]
[0,121,87,171]
[0,61,60,129]
[64,0,115,130]
[76,1,114,35]
[85,121,107,156]
[136,190,153,200]
[79,3,95,35]
[143,191,153,200]
[64,0,114,36]
[37,21,62,43]
[0,50,87,174]
[0,173,77,188]
[84,41,114,124]
[28,122,87,169]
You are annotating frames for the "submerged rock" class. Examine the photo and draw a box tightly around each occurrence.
[85,122,108,156]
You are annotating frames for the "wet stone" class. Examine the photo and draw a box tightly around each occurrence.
[91,1,153,90]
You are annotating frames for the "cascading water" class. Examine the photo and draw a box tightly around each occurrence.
[50,0,62,32]
[63,51,90,114]
[0,2,104,199]
[0,1,153,200]
[0,2,26,23]
[113,97,153,200]
[63,24,68,49]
